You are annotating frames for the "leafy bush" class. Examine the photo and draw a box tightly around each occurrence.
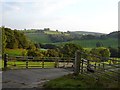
[27,48,44,57]
[60,43,83,57]
[86,47,110,62]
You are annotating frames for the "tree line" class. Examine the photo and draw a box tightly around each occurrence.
[2,27,35,52]
[47,31,119,43]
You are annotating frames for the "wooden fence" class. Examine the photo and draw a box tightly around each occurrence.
[3,51,120,81]
[3,54,74,69]
[74,50,120,81]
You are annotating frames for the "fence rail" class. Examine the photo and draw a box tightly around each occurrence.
[73,50,120,82]
[3,51,120,82]
[3,54,74,69]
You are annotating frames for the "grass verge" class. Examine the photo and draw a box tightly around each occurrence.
[43,72,119,88]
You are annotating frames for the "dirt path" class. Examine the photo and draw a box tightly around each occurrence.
[2,68,73,88]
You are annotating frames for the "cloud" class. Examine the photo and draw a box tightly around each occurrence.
[1,0,119,33]
[38,0,79,16]
[2,2,24,13]
[2,0,80,16]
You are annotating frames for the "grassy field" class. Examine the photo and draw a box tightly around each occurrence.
[25,33,52,43]
[44,31,62,35]
[8,61,55,68]
[5,48,48,56]
[43,72,119,88]
[5,49,27,56]
[53,38,118,48]
[24,30,118,48]
[1,60,56,69]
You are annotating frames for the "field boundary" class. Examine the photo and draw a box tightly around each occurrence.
[3,54,74,70]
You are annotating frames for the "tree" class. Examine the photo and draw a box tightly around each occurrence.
[118,47,120,58]
[27,48,44,57]
[1,26,7,54]
[44,28,50,31]
[96,41,103,47]
[90,47,110,62]
[4,27,18,49]
[14,30,29,49]
[81,35,96,40]
[46,49,59,57]
[3,27,32,49]
[61,43,83,57]
[108,47,118,57]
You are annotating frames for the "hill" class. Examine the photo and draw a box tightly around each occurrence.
[25,33,52,43]
[22,29,118,48]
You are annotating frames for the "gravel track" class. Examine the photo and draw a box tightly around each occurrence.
[2,68,73,88]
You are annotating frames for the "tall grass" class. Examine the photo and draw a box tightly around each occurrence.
[44,72,119,88]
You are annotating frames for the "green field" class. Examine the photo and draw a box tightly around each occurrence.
[25,33,52,43]
[25,32,118,48]
[1,60,57,69]
[7,61,55,69]
[53,38,118,48]
[5,49,27,56]
[24,30,118,48]
[5,49,48,56]
[44,31,62,35]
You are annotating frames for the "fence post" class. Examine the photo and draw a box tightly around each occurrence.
[42,58,44,68]
[94,62,96,70]
[74,50,81,75]
[4,54,8,69]
[98,63,100,68]
[26,59,28,69]
[57,58,59,68]
[102,62,104,71]
[81,59,84,74]
[87,59,90,72]
[63,58,65,68]
[55,57,58,68]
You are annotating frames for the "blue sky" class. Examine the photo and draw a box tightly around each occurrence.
[1,0,119,33]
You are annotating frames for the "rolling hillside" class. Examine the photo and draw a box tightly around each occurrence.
[23,29,119,48]
[25,33,52,43]
[52,38,118,48]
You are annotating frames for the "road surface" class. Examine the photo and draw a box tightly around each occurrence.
[2,68,73,88]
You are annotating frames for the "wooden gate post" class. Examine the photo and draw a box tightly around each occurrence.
[102,62,105,71]
[4,54,8,69]
[74,50,81,75]
[81,59,84,74]
[26,56,29,68]
[54,57,58,68]
[26,60,28,68]
[42,58,44,68]
[94,62,96,70]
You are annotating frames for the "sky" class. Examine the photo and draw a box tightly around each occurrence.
[0,0,119,34]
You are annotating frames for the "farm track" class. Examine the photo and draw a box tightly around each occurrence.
[2,68,73,88]
[1,66,119,89]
